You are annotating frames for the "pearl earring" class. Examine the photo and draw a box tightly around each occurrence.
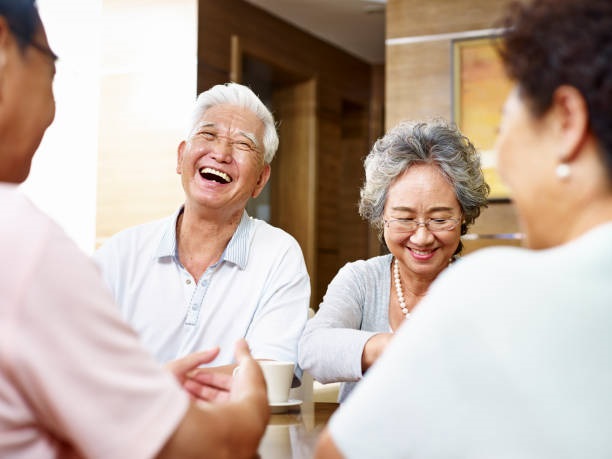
[556,163,571,180]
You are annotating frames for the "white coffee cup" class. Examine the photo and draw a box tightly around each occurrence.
[258,361,295,404]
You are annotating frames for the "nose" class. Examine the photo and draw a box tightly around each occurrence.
[209,138,233,163]
[409,224,435,245]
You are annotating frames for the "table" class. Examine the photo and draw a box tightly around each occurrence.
[258,402,339,458]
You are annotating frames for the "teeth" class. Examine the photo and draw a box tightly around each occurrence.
[199,167,231,183]
[412,249,432,255]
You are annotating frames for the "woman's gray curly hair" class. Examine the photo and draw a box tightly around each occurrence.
[359,119,490,255]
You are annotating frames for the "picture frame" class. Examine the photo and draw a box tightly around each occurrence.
[451,35,513,201]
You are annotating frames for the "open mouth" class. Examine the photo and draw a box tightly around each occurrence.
[199,167,232,184]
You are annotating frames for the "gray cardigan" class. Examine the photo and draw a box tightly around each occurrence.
[298,254,393,402]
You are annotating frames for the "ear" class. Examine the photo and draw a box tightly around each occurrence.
[0,17,12,100]
[176,140,186,174]
[251,164,271,198]
[0,16,10,59]
[550,85,589,163]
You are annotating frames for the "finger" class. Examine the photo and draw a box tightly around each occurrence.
[189,371,233,392]
[184,379,231,403]
[167,347,220,375]
[231,340,267,397]
[233,339,253,364]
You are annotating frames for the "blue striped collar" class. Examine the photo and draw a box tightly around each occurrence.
[155,207,254,269]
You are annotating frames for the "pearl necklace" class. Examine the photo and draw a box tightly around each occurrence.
[393,258,410,319]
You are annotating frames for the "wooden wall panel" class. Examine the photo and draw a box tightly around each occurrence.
[272,81,317,294]
[198,0,371,103]
[463,202,522,254]
[368,64,386,257]
[387,0,507,38]
[315,90,343,305]
[386,0,519,255]
[386,41,452,127]
[338,104,370,266]
[198,0,380,306]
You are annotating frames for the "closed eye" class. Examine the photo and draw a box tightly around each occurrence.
[198,131,216,140]
[233,140,255,151]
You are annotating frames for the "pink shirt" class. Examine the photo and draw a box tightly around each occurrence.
[0,184,189,459]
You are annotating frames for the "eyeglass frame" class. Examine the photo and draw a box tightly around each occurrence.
[11,26,59,63]
[383,216,462,233]
[27,39,58,62]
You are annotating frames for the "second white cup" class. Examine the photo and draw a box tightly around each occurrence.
[258,361,295,404]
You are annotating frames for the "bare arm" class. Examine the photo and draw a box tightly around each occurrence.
[156,340,270,459]
[314,429,344,459]
[361,332,393,373]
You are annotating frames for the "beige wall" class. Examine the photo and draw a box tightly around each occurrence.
[96,0,197,246]
[386,0,521,253]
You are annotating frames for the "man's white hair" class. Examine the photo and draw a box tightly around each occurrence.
[188,83,279,164]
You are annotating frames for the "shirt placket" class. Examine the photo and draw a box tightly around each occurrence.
[184,267,214,326]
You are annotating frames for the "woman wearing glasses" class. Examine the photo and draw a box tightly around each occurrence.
[298,119,489,402]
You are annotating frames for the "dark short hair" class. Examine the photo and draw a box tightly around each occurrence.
[0,0,40,52]
[497,0,612,176]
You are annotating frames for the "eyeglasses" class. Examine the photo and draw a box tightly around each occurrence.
[28,40,59,63]
[12,29,59,63]
[384,217,461,233]
[194,130,261,156]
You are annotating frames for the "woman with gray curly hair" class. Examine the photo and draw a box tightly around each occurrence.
[299,119,489,402]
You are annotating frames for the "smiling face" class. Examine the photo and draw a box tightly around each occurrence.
[176,103,270,218]
[383,163,462,281]
[0,17,56,183]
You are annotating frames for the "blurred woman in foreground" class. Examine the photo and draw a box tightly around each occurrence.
[315,0,612,457]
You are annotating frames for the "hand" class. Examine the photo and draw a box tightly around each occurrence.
[230,339,268,407]
[166,347,233,402]
[361,332,394,373]
[156,341,269,459]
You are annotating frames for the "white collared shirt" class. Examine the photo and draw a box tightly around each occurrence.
[94,208,310,367]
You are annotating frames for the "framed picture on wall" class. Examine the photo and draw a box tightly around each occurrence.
[452,36,513,201]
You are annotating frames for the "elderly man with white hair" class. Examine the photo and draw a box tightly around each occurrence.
[95,83,310,381]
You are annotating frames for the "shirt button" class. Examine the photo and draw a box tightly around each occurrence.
[186,279,192,285]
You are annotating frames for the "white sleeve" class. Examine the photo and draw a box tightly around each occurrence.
[245,238,310,373]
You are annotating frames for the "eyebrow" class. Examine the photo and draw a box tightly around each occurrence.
[194,122,260,148]
[236,130,260,148]
[389,206,457,213]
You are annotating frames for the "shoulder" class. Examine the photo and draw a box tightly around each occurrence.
[339,254,392,279]
[252,218,296,240]
[96,215,172,254]
[446,245,530,279]
[0,185,50,230]
[0,185,57,255]
[250,218,303,250]
[418,245,536,319]
[327,254,392,289]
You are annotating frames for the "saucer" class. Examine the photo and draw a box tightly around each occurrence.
[269,399,302,414]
